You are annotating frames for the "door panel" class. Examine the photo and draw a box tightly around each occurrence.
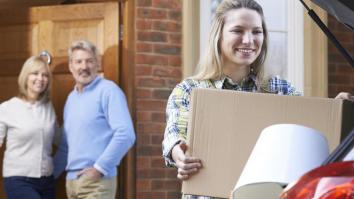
[0,2,119,198]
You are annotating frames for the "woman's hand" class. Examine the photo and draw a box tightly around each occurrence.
[171,141,202,180]
[335,92,354,101]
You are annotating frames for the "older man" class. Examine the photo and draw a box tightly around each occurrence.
[54,40,135,199]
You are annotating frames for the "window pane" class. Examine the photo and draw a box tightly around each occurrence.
[264,32,288,79]
[211,0,222,20]
[258,0,287,30]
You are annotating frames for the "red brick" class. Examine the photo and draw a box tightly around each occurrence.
[136,88,152,98]
[327,16,337,28]
[135,66,153,76]
[167,191,181,199]
[328,43,339,54]
[137,42,153,53]
[328,85,337,98]
[137,8,168,19]
[137,0,152,7]
[152,89,172,99]
[168,10,181,21]
[336,85,354,93]
[154,66,172,76]
[137,169,151,179]
[349,43,354,52]
[137,77,166,88]
[138,122,165,134]
[137,111,152,122]
[152,66,179,78]
[329,53,349,64]
[137,179,152,191]
[137,168,167,178]
[137,134,151,145]
[151,112,166,122]
[136,100,167,111]
[328,63,336,74]
[333,32,353,44]
[154,44,181,55]
[165,180,181,190]
[151,134,164,145]
[152,0,181,9]
[168,33,182,44]
[136,54,169,65]
[137,146,163,156]
[170,68,182,78]
[342,43,354,52]
[328,54,337,64]
[137,31,168,43]
[336,64,354,75]
[151,180,164,190]
[166,79,180,88]
[329,74,351,85]
[166,169,177,178]
[137,156,151,169]
[153,21,181,32]
[136,19,152,30]
[136,192,166,199]
[136,192,150,199]
[151,179,180,190]
[151,157,165,168]
[168,56,181,67]
[151,192,167,199]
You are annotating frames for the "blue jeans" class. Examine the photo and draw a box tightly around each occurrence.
[4,176,55,199]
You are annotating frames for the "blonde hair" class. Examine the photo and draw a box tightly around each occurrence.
[193,0,268,84]
[18,56,52,102]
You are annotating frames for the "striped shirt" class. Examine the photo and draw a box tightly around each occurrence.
[162,75,300,199]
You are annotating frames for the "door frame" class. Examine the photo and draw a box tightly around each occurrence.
[120,0,136,199]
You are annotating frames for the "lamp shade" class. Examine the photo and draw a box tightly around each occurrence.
[234,124,330,192]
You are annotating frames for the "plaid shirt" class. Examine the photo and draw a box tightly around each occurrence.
[162,75,300,199]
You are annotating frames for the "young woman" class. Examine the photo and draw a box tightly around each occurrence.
[0,56,58,199]
[162,0,352,198]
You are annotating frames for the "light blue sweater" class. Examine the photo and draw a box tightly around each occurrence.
[54,76,135,179]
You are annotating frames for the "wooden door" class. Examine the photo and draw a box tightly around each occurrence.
[0,2,119,198]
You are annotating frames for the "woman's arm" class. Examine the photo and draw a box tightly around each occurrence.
[162,80,203,180]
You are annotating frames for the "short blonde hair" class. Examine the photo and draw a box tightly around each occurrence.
[18,56,52,102]
[193,0,268,83]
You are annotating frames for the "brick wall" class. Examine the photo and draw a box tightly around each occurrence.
[134,0,183,198]
[328,15,354,98]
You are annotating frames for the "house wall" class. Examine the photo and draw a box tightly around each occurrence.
[134,0,183,198]
[328,15,354,97]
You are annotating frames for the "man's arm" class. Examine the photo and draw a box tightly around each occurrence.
[94,85,136,176]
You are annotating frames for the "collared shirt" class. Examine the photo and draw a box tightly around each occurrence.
[0,97,57,178]
[54,76,136,180]
[162,75,300,199]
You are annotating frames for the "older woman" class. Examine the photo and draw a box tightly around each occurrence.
[0,56,58,199]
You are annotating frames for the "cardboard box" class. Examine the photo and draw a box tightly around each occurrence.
[182,88,354,198]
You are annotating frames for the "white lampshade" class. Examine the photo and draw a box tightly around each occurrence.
[234,124,330,193]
